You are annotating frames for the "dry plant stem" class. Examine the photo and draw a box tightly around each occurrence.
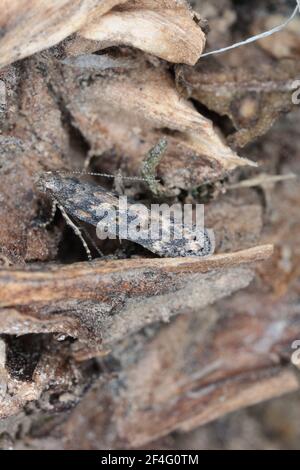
[227,173,297,189]
[0,245,272,360]
[63,363,300,449]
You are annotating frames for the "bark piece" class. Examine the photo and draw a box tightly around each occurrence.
[0,0,205,69]
[0,0,125,69]
[0,60,70,265]
[0,246,272,359]
[62,287,300,448]
[79,0,206,65]
[0,336,95,420]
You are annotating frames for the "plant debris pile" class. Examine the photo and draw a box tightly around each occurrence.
[0,0,299,450]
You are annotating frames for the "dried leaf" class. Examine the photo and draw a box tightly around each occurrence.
[0,0,205,69]
[79,0,206,65]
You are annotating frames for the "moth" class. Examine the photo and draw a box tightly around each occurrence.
[37,172,213,260]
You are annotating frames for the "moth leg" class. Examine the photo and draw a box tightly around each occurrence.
[80,225,104,258]
[55,199,93,262]
[141,138,168,196]
[38,199,57,228]
[113,168,125,195]
[83,150,94,170]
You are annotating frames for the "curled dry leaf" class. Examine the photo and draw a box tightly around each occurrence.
[0,0,205,69]
[79,0,206,65]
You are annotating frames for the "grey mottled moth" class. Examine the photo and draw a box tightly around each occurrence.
[37,172,213,260]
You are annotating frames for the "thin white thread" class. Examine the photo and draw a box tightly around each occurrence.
[47,170,159,183]
[201,1,300,58]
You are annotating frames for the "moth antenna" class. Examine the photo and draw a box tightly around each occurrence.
[44,169,159,183]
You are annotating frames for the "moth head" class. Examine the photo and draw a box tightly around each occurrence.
[35,171,63,194]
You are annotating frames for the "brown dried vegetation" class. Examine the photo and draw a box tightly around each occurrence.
[0,0,299,450]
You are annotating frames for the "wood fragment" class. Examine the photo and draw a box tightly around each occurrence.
[0,245,272,361]
[61,289,300,448]
[79,0,206,65]
[0,0,205,69]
